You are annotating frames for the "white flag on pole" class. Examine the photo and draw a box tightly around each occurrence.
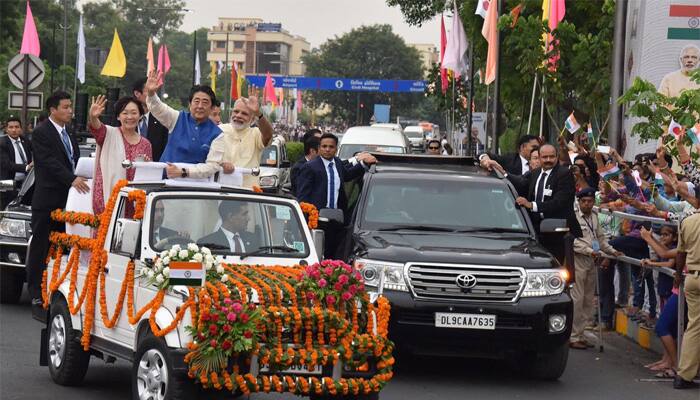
[475,0,490,19]
[443,1,470,76]
[76,14,86,84]
[217,60,224,75]
[194,50,201,85]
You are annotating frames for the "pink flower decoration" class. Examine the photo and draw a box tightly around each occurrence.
[324,267,334,275]
[306,292,316,301]
[232,302,243,313]
[342,291,352,301]
[325,294,337,305]
[334,282,344,291]
[338,274,349,284]
[318,278,328,288]
[224,298,233,305]
[227,312,237,322]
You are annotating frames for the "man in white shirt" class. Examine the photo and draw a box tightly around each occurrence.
[0,117,33,207]
[478,134,540,175]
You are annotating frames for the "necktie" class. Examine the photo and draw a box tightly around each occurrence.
[60,128,74,160]
[328,161,336,208]
[14,140,27,163]
[536,171,548,203]
[233,233,242,253]
[139,116,148,138]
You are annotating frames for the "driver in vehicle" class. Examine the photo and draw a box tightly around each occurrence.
[152,202,189,248]
[198,201,260,253]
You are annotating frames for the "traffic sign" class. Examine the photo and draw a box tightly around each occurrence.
[8,91,43,110]
[7,54,45,90]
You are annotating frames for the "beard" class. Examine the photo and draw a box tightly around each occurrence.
[232,121,251,130]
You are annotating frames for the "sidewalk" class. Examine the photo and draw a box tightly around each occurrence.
[614,308,665,354]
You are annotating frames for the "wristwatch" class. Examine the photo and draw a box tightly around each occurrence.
[181,168,188,178]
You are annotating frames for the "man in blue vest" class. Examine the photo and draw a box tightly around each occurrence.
[144,70,222,178]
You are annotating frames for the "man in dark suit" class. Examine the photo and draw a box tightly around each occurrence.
[0,117,33,208]
[482,144,581,269]
[26,91,88,315]
[290,136,320,196]
[297,133,377,257]
[132,78,169,161]
[478,134,541,176]
[198,201,260,253]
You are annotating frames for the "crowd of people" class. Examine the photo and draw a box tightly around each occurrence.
[479,130,700,389]
[2,76,698,389]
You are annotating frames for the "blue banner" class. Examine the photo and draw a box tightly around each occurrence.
[245,75,426,93]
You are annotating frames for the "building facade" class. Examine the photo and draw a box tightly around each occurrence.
[409,43,439,77]
[207,18,310,76]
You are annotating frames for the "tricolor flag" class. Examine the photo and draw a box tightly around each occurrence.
[689,124,700,145]
[168,261,204,286]
[587,124,596,147]
[654,173,665,186]
[668,118,683,139]
[598,164,621,181]
[564,112,580,133]
[668,4,700,40]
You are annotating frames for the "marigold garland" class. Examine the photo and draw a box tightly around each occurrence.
[299,202,319,229]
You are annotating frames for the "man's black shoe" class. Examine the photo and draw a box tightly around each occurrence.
[31,298,47,323]
[673,376,699,389]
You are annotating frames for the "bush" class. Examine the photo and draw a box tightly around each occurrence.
[286,142,304,163]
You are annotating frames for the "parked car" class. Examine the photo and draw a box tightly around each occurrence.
[370,123,402,132]
[258,136,291,193]
[0,169,34,303]
[338,126,410,160]
[403,126,426,152]
[338,154,573,380]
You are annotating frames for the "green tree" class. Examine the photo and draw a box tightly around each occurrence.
[302,24,424,123]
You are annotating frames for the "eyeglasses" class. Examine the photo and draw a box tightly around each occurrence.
[428,146,439,150]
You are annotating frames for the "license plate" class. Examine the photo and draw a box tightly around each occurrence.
[259,363,322,375]
[435,312,496,330]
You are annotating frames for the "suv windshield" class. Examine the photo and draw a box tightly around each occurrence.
[339,144,405,159]
[360,177,528,233]
[404,130,423,138]
[260,146,278,167]
[150,197,309,258]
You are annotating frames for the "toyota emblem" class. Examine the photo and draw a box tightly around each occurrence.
[455,274,477,289]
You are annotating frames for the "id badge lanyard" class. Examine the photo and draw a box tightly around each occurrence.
[584,216,600,252]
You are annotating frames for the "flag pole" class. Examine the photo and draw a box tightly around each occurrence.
[466,29,475,156]
[526,74,538,135]
[225,32,231,120]
[192,30,197,86]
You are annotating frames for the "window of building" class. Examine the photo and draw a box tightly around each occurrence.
[215,41,226,49]
[234,41,244,49]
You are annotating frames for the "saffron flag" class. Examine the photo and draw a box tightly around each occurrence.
[231,63,239,100]
[210,61,217,92]
[20,1,40,57]
[297,88,303,113]
[443,2,469,76]
[668,118,683,139]
[564,112,580,133]
[263,72,278,107]
[510,3,524,27]
[237,68,245,99]
[168,262,204,286]
[689,124,700,145]
[100,29,127,78]
[76,15,86,84]
[440,14,449,94]
[475,0,490,19]
[542,0,566,71]
[482,0,499,85]
[146,37,155,76]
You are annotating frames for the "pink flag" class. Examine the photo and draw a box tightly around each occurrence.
[482,0,499,85]
[20,1,40,57]
[296,89,303,113]
[157,44,171,84]
[443,2,469,76]
[263,72,278,106]
[440,14,449,94]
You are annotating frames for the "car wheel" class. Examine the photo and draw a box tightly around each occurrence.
[48,298,90,385]
[0,268,24,304]
[311,392,379,400]
[524,342,570,380]
[132,333,195,400]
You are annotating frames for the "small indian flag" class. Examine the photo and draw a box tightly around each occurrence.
[668,118,683,139]
[587,124,596,147]
[564,113,581,133]
[654,173,665,186]
[168,261,204,286]
[598,163,621,181]
[689,124,700,146]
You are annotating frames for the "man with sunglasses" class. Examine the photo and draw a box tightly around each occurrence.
[426,139,442,155]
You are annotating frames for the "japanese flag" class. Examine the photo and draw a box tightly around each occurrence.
[668,118,683,139]
[475,0,490,19]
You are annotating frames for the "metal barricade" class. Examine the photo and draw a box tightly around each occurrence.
[594,207,686,365]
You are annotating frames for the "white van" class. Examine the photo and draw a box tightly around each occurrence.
[338,126,410,159]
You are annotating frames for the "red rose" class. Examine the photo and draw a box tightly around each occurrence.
[209,324,218,335]
[198,333,206,341]
[223,324,232,333]
[222,339,232,350]
[243,330,253,339]
[210,339,218,348]
[200,313,210,322]
[240,313,249,323]
[334,282,344,291]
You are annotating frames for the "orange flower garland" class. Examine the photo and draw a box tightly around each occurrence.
[299,202,319,229]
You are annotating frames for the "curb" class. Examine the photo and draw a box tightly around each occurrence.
[615,309,664,354]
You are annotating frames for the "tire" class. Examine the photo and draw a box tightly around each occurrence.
[47,298,90,385]
[132,333,195,400]
[0,268,24,304]
[311,393,379,400]
[523,342,570,380]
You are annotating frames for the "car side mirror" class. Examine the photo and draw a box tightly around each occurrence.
[318,208,344,225]
[311,229,325,260]
[280,160,291,168]
[540,219,569,234]
[111,218,142,258]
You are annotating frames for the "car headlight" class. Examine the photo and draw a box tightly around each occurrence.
[521,268,568,297]
[0,218,28,238]
[259,175,278,187]
[353,258,408,292]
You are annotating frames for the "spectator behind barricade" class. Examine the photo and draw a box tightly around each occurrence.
[144,70,222,168]
[87,95,152,215]
[132,77,169,162]
[639,226,687,379]
[442,142,453,155]
[574,154,600,190]
[478,134,540,176]
[570,188,623,349]
[291,136,320,196]
[0,117,33,208]
[170,97,273,188]
[209,99,222,125]
[673,211,700,389]
[426,139,441,155]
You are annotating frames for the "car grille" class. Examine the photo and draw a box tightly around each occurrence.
[406,263,525,302]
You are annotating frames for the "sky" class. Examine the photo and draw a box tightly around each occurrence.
[180,0,442,49]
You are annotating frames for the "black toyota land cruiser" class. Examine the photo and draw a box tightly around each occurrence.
[339,154,573,380]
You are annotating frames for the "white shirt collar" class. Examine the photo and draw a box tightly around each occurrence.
[321,157,335,167]
[520,155,529,172]
[48,116,66,134]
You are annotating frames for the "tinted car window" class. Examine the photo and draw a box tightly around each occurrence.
[360,177,527,232]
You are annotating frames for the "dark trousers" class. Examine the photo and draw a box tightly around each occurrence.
[610,235,651,312]
[26,208,64,299]
[631,266,657,317]
[598,264,616,324]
